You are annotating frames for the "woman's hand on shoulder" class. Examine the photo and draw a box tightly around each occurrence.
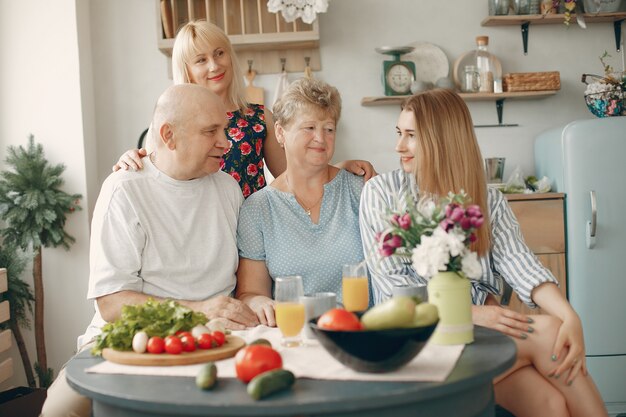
[112,148,147,172]
[337,160,377,181]
[471,304,534,340]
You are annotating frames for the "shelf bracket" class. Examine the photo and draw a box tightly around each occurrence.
[496,98,505,125]
[521,22,530,55]
[614,19,623,52]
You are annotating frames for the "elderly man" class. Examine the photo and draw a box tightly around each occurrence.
[41,84,258,417]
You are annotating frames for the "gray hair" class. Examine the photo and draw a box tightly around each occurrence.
[272,78,342,127]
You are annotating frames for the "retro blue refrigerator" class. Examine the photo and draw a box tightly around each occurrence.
[535,117,626,415]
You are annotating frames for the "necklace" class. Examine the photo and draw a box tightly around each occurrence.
[285,174,325,217]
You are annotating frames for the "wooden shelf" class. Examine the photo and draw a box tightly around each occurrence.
[361,90,558,107]
[482,12,626,53]
[481,12,626,26]
[361,90,558,127]
[155,0,321,74]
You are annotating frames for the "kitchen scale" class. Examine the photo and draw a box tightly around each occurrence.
[375,46,416,96]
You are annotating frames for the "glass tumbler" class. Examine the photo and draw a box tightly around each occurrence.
[275,275,305,347]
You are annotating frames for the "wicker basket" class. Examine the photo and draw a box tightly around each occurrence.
[503,72,561,92]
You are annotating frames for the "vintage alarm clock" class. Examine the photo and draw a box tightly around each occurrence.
[375,46,416,96]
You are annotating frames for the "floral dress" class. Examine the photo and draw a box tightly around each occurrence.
[220,104,267,198]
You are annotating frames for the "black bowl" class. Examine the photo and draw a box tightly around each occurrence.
[308,319,438,373]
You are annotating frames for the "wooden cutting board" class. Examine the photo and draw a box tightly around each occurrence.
[102,335,245,366]
[245,70,264,105]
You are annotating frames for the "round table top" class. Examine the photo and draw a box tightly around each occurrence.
[66,326,516,417]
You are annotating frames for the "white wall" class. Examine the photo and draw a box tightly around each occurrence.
[0,0,94,389]
[1,0,624,390]
[90,0,625,184]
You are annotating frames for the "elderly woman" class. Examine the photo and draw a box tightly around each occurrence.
[359,89,607,417]
[236,78,366,325]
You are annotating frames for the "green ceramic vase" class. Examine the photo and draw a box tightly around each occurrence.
[427,271,474,345]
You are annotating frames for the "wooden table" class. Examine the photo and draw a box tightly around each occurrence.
[66,326,516,417]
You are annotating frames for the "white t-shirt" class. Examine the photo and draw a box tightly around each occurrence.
[78,157,243,349]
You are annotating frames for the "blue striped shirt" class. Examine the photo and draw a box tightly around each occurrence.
[359,169,557,307]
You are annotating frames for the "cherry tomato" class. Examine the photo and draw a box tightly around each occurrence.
[197,333,215,350]
[211,331,226,347]
[164,335,183,354]
[180,334,196,352]
[317,308,363,331]
[175,330,193,340]
[146,336,165,354]
[234,345,282,383]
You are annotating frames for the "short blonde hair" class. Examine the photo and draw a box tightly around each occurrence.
[401,89,490,255]
[272,78,342,127]
[171,20,247,111]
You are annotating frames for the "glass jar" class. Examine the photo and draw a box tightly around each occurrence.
[475,36,502,93]
[515,0,531,13]
[462,65,481,93]
[488,0,512,15]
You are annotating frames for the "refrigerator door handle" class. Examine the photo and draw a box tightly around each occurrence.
[586,190,597,249]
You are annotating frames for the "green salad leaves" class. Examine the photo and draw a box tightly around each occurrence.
[92,298,207,355]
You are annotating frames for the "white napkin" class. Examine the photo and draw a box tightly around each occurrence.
[86,326,464,382]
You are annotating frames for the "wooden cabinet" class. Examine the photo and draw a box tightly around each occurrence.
[155,0,321,74]
[504,193,567,315]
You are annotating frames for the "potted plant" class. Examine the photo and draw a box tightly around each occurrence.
[0,135,81,387]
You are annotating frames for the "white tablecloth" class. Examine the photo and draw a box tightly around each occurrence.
[86,326,464,382]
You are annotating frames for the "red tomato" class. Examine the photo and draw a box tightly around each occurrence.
[164,335,183,354]
[197,333,215,349]
[180,334,196,352]
[211,331,226,347]
[175,330,193,340]
[234,345,282,383]
[317,308,363,331]
[146,336,165,354]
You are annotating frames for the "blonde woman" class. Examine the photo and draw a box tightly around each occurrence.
[359,89,607,417]
[113,20,375,197]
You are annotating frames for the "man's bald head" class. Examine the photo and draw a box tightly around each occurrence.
[149,84,229,180]
[152,84,223,147]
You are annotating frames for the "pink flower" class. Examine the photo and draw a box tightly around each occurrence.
[459,217,472,230]
[247,164,258,176]
[255,140,262,155]
[379,245,395,257]
[440,218,455,232]
[242,183,251,198]
[237,119,249,128]
[390,214,400,226]
[253,124,264,133]
[466,205,482,217]
[470,216,484,228]
[398,213,411,230]
[240,142,252,155]
[448,206,465,222]
[230,172,241,183]
[257,176,265,188]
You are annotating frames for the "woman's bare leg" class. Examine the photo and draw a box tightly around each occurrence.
[495,364,569,417]
[514,315,607,417]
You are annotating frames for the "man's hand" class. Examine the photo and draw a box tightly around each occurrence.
[198,295,260,330]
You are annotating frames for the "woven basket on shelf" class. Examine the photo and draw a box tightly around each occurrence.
[503,71,561,92]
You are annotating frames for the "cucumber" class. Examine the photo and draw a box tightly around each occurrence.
[361,296,416,330]
[196,362,218,390]
[249,338,272,347]
[247,369,295,400]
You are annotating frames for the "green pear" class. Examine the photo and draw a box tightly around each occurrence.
[361,296,416,330]
[412,302,439,327]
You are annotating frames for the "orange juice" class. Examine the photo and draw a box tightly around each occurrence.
[342,276,369,312]
[275,302,305,337]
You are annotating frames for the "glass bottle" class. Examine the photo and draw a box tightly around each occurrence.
[474,36,502,93]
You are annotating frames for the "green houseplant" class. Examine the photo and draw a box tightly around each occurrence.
[0,135,81,387]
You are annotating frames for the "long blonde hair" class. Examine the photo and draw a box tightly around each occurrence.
[401,89,490,255]
[171,20,248,111]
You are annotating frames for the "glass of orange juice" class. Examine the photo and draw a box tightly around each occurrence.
[342,263,369,312]
[275,275,305,347]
